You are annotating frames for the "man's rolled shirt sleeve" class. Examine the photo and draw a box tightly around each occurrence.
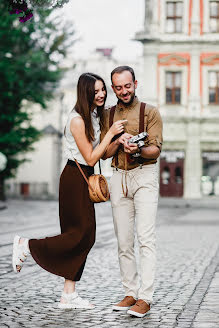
[144,107,163,151]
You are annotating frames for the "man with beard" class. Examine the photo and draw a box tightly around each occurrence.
[101,66,163,318]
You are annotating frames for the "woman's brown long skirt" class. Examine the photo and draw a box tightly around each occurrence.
[29,160,95,281]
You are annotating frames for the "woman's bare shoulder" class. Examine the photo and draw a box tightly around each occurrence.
[70,116,84,129]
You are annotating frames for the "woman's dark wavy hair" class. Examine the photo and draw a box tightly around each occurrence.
[74,73,107,142]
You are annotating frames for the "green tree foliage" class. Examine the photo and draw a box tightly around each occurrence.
[0,0,75,199]
[29,0,70,8]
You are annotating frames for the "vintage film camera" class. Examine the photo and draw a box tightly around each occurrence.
[128,132,148,158]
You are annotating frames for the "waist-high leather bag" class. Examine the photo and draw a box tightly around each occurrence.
[74,159,109,203]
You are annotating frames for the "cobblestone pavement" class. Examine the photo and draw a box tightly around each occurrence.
[0,198,219,328]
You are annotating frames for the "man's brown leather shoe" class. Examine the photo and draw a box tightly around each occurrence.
[127,299,150,317]
[112,296,136,311]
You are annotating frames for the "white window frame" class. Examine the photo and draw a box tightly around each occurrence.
[160,0,189,34]
[203,65,219,106]
[159,65,188,107]
[203,0,219,33]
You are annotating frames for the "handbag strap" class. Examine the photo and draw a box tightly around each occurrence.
[98,160,102,174]
[74,159,94,192]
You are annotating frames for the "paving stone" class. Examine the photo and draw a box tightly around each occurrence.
[0,199,219,327]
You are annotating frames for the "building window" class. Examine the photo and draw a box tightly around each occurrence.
[209,1,219,32]
[166,72,181,104]
[166,1,183,33]
[209,71,219,103]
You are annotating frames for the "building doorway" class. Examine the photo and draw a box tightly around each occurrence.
[160,151,184,197]
[20,183,29,196]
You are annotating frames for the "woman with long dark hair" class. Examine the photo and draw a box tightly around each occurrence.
[12,73,126,309]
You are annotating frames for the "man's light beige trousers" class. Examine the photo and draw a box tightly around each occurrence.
[110,164,159,304]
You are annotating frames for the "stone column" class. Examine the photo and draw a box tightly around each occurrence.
[188,51,201,116]
[151,0,159,35]
[144,0,152,33]
[184,119,202,198]
[144,0,159,35]
[184,47,202,198]
[190,0,200,35]
[142,45,159,105]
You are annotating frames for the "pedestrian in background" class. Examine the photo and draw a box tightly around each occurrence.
[12,72,127,309]
[101,66,163,318]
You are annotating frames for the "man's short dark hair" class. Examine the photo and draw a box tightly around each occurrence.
[111,66,135,83]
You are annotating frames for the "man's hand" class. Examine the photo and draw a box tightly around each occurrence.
[117,134,139,154]
[116,133,133,145]
[124,140,139,154]
[123,132,150,155]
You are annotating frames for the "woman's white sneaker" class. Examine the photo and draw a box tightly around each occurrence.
[12,235,30,273]
[58,291,95,309]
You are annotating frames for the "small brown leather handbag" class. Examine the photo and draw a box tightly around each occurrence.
[74,159,109,203]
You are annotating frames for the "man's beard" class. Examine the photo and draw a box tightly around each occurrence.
[118,92,135,106]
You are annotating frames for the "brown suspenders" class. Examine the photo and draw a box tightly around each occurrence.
[109,105,118,166]
[109,105,116,128]
[109,102,147,168]
[139,102,146,133]
[109,102,146,130]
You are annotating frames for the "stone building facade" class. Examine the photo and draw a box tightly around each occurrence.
[136,0,219,198]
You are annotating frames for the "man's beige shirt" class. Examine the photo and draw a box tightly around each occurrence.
[101,97,163,170]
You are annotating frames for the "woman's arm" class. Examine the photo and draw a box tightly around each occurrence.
[70,117,126,167]
[102,139,120,159]
[102,133,133,159]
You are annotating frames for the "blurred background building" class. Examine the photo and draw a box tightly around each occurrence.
[6,0,219,199]
[136,0,219,198]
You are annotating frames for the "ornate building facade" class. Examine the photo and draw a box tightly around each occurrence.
[136,0,219,198]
